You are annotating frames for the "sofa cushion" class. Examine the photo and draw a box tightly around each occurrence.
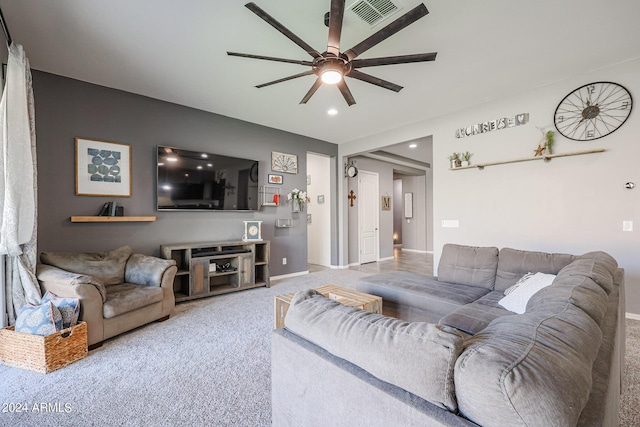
[498,272,556,314]
[557,251,617,296]
[41,245,132,286]
[357,271,490,321]
[36,264,108,302]
[455,304,603,427]
[41,291,80,329]
[439,291,513,335]
[437,244,499,289]
[494,247,576,291]
[454,252,616,427]
[15,301,63,336]
[285,290,464,411]
[102,283,164,319]
[125,254,176,287]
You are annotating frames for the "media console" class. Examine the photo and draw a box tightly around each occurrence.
[160,240,270,302]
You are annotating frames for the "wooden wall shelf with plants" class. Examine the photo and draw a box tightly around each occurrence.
[70,216,157,223]
[449,149,605,171]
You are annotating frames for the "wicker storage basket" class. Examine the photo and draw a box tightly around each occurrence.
[0,321,88,374]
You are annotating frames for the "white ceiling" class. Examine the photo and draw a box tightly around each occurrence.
[2,0,640,145]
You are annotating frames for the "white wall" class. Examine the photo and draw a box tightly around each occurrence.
[340,58,640,315]
[307,153,331,266]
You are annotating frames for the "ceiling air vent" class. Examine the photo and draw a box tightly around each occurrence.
[349,0,400,26]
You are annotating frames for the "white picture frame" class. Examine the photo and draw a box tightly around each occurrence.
[404,192,413,218]
[75,138,132,197]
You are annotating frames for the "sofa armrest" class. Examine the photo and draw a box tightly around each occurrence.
[37,263,106,346]
[125,254,177,288]
[37,264,107,302]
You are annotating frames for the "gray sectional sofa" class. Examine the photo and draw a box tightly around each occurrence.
[272,244,625,426]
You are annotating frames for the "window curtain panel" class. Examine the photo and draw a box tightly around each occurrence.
[0,43,40,327]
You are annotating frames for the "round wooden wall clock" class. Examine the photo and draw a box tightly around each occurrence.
[554,81,632,141]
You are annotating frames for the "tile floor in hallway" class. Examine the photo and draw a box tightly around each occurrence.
[309,247,433,276]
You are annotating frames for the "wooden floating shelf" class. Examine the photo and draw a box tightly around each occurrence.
[450,149,605,170]
[70,216,157,223]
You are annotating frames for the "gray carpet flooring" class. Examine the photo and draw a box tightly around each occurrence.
[1,269,638,426]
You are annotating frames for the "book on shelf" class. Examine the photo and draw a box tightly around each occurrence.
[109,201,117,216]
[97,202,109,216]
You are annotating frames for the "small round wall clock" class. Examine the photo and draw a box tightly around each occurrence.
[554,81,632,141]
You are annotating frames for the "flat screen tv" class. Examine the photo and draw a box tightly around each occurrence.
[157,145,259,211]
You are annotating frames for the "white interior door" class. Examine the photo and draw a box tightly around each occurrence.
[358,170,379,264]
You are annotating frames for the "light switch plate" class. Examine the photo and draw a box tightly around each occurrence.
[441,220,459,228]
[623,221,633,231]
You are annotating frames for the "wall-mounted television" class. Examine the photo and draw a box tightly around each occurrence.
[157,145,259,211]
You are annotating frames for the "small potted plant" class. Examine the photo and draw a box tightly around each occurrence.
[448,152,461,168]
[461,151,472,167]
[545,131,555,155]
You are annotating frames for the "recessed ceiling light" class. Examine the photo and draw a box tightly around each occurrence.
[201,153,208,158]
[409,143,417,148]
[327,108,338,116]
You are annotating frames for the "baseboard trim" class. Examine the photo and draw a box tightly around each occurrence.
[348,262,360,267]
[271,271,309,281]
[400,248,429,254]
[378,256,394,262]
[329,264,350,269]
[626,312,640,321]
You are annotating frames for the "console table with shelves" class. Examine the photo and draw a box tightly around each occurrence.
[160,240,270,302]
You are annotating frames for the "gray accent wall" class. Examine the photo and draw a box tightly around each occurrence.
[32,71,337,277]
[340,58,640,316]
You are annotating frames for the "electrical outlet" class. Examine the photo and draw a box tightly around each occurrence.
[282,257,287,265]
[623,221,633,232]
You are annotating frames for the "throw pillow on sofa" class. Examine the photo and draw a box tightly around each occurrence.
[41,291,80,329]
[498,272,556,314]
[40,245,132,285]
[15,301,63,336]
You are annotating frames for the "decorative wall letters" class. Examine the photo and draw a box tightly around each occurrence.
[454,113,529,138]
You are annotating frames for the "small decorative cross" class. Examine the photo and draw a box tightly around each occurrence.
[348,190,357,207]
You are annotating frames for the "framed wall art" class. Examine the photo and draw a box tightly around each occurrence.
[381,195,391,211]
[268,174,283,184]
[75,138,132,197]
[404,192,413,218]
[271,151,298,174]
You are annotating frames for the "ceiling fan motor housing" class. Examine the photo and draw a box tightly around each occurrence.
[313,55,352,78]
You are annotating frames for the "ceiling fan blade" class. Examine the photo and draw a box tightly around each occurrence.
[343,4,429,61]
[227,52,313,66]
[352,52,437,68]
[256,70,315,88]
[337,80,356,106]
[245,2,321,59]
[327,0,346,57]
[300,78,323,104]
[347,70,403,92]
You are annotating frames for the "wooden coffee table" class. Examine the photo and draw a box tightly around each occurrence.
[274,284,382,329]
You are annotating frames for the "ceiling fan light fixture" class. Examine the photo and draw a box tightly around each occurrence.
[321,69,343,84]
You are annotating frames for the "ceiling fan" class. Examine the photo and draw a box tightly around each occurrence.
[227,1,437,106]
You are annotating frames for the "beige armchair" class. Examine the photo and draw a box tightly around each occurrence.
[36,246,177,350]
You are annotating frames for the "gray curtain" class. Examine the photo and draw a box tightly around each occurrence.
[0,43,40,327]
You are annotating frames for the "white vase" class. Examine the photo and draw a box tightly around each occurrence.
[461,161,469,167]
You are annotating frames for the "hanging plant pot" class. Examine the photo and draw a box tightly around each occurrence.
[292,201,301,213]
